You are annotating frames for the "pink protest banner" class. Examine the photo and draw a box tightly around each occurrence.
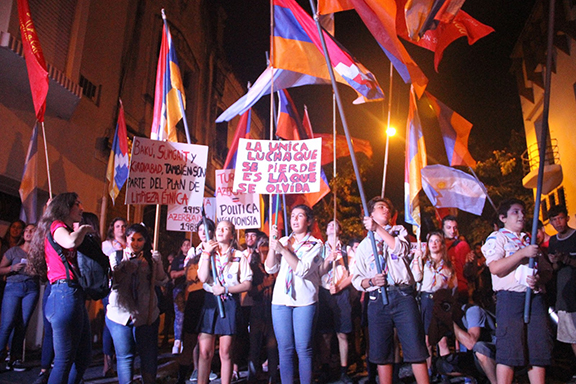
[216,169,261,229]
[125,137,208,206]
[233,138,322,195]
[166,197,216,232]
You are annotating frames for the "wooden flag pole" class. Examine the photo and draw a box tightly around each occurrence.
[525,0,555,324]
[40,121,53,198]
[308,0,387,305]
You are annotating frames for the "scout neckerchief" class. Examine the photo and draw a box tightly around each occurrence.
[425,258,447,288]
[215,247,234,287]
[285,232,311,298]
[499,228,530,249]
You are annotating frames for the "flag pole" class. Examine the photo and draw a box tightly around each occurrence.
[467,165,497,213]
[332,93,338,285]
[161,10,192,146]
[269,0,275,236]
[525,0,555,324]
[177,91,192,145]
[381,62,393,198]
[40,121,53,198]
[308,0,387,305]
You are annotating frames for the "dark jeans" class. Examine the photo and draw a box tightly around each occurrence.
[46,281,91,384]
[101,295,114,356]
[0,280,39,356]
[106,316,160,384]
[41,284,54,370]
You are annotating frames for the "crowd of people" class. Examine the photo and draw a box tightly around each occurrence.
[0,192,575,384]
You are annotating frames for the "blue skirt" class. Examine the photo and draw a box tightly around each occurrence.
[197,293,239,335]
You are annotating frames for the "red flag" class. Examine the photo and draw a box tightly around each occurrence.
[396,0,494,71]
[315,133,373,165]
[17,0,49,122]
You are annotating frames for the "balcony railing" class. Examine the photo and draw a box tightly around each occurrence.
[521,138,561,175]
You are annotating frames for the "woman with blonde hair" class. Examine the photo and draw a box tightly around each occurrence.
[411,231,458,373]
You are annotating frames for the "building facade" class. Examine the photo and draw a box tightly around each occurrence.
[0,0,265,233]
[512,0,576,228]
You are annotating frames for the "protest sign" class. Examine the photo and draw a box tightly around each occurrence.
[125,137,208,206]
[216,169,261,229]
[166,197,216,232]
[233,138,322,195]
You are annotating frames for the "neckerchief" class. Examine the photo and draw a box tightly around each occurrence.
[215,247,234,287]
[425,258,447,288]
[499,228,530,249]
[285,232,311,298]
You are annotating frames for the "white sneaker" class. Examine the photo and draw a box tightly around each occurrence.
[172,340,182,354]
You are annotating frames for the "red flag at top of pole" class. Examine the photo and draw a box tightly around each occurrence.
[17,0,49,122]
[223,109,252,170]
[151,10,186,142]
[396,0,494,71]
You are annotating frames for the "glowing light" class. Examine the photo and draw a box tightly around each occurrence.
[386,126,396,137]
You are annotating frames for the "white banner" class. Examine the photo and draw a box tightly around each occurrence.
[233,138,322,195]
[125,137,208,206]
[166,197,216,232]
[216,169,261,229]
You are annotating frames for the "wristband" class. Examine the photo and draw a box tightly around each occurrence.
[225,286,229,295]
[368,278,374,287]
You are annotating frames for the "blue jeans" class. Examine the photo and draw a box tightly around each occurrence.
[106,316,160,384]
[0,280,39,355]
[101,295,115,356]
[41,284,54,370]
[272,304,316,384]
[45,281,91,384]
[173,287,185,340]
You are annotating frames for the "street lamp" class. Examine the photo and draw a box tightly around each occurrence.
[381,126,396,198]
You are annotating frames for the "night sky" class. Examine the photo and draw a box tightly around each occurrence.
[219,0,536,208]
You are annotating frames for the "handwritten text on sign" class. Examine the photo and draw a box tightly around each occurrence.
[233,138,322,195]
[166,197,216,232]
[125,137,208,206]
[216,169,261,229]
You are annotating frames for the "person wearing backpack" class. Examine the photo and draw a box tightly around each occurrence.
[435,299,497,384]
[27,192,93,384]
[105,224,168,384]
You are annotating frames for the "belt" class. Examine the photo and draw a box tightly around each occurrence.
[369,284,413,297]
[51,279,79,286]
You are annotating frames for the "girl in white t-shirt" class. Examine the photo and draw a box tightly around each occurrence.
[197,220,252,384]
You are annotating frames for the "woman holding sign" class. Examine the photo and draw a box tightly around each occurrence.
[197,220,252,384]
[266,205,323,384]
